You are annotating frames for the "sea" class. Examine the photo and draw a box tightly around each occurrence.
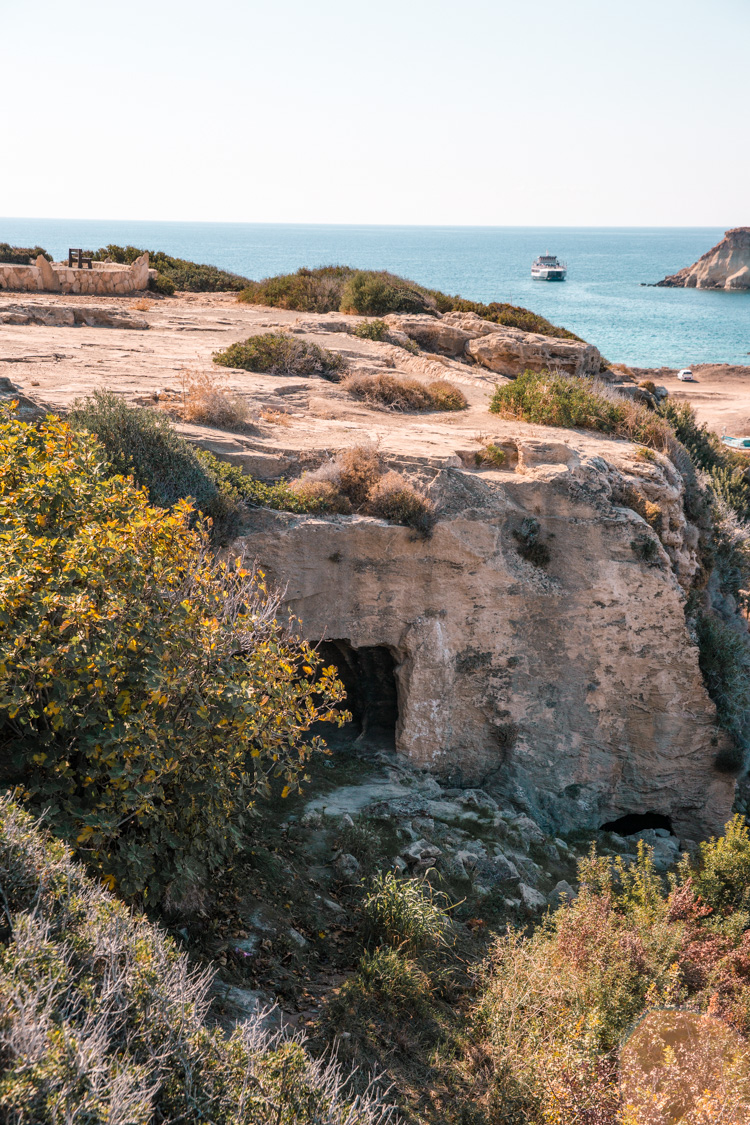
[2,219,748,369]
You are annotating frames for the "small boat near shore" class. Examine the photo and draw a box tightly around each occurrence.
[532,253,567,281]
[721,435,750,451]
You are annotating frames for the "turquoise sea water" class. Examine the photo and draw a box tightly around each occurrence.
[1,219,748,369]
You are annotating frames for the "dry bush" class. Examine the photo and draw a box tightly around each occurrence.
[344,373,467,412]
[613,482,663,534]
[259,407,291,426]
[426,379,468,411]
[179,369,250,428]
[366,471,435,536]
[337,445,383,506]
[291,478,353,514]
[130,298,153,312]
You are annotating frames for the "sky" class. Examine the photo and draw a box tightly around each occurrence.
[2,0,748,226]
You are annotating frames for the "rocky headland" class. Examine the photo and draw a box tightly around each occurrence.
[656,226,750,289]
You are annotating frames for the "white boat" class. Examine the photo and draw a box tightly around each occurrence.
[532,253,567,281]
[721,436,750,451]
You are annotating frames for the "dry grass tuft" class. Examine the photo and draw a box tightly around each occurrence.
[130,298,154,312]
[336,445,383,506]
[366,471,435,536]
[291,478,353,513]
[179,370,250,428]
[343,373,467,412]
[259,408,291,426]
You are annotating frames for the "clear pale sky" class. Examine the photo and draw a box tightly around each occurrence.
[3,0,747,226]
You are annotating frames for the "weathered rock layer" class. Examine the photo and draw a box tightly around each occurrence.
[657,227,750,290]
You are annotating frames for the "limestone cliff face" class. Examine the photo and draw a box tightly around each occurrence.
[657,228,750,290]
[236,442,734,840]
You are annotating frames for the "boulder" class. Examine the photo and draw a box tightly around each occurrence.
[383,313,474,357]
[656,228,750,290]
[332,852,360,878]
[466,324,602,378]
[519,883,548,911]
[548,880,577,907]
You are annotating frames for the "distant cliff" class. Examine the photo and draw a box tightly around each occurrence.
[657,227,750,289]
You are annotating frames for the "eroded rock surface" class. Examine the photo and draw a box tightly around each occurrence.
[237,442,733,840]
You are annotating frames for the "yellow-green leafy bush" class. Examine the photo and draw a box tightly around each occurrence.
[0,795,392,1125]
[0,408,345,901]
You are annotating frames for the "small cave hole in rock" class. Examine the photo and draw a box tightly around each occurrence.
[316,640,399,750]
[600,811,674,836]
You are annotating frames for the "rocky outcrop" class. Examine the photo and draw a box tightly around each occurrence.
[236,444,734,841]
[657,228,750,290]
[0,303,148,329]
[384,311,602,377]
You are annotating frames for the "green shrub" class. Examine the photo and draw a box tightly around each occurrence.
[85,244,250,292]
[362,871,452,952]
[237,264,581,341]
[0,795,390,1125]
[238,265,353,312]
[343,373,467,412]
[149,271,176,295]
[490,370,674,452]
[512,517,550,567]
[213,332,347,379]
[0,408,345,902]
[339,947,434,1019]
[340,271,436,317]
[69,391,240,537]
[0,242,52,264]
[475,443,507,468]
[693,815,750,913]
[695,613,750,767]
[352,318,389,340]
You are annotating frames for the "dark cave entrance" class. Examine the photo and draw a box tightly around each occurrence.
[316,640,399,749]
[600,811,674,836]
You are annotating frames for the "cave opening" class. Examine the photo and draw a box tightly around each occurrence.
[316,640,399,749]
[600,811,674,836]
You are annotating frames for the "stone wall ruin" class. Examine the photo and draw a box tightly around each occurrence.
[0,252,152,296]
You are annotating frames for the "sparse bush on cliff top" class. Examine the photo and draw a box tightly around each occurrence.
[85,243,250,291]
[0,407,346,902]
[238,265,580,339]
[344,372,467,412]
[0,795,393,1125]
[366,471,435,536]
[214,331,347,379]
[0,242,52,264]
[490,369,674,451]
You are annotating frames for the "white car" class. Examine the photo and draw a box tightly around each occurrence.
[677,368,695,382]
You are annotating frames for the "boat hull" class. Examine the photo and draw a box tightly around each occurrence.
[531,269,567,281]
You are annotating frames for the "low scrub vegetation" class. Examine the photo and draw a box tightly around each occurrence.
[362,872,453,952]
[490,369,674,452]
[177,369,250,428]
[344,373,467,412]
[0,242,52,264]
[471,825,750,1122]
[295,446,434,535]
[84,243,250,291]
[0,795,393,1124]
[0,406,345,902]
[352,318,390,340]
[238,266,580,340]
[214,332,347,379]
[69,390,241,537]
